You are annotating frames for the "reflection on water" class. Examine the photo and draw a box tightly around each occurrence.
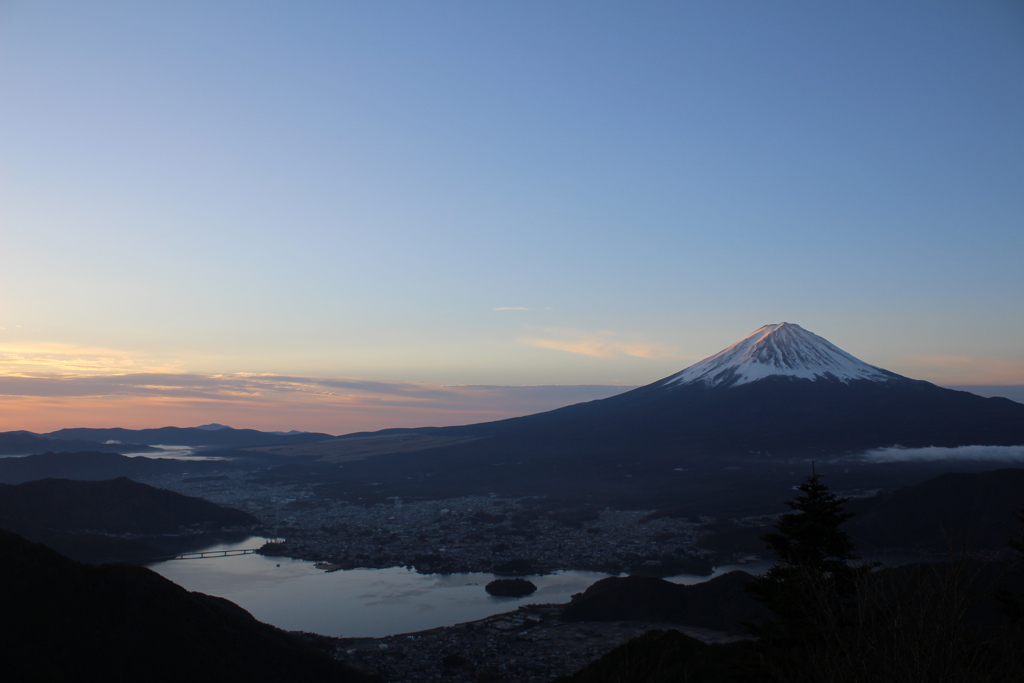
[0,444,228,460]
[665,559,774,585]
[129,445,229,461]
[149,537,769,638]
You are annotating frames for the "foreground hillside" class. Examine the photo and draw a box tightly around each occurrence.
[0,476,257,533]
[0,477,258,563]
[0,529,369,682]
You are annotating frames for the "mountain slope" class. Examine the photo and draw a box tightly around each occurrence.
[664,322,898,387]
[425,323,1024,455]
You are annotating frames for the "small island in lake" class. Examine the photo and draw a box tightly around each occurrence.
[485,578,537,597]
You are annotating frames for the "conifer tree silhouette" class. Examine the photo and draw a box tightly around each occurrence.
[746,467,864,647]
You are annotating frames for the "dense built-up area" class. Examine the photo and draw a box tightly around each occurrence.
[138,470,737,575]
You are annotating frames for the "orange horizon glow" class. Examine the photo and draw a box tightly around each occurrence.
[0,394,523,435]
[3,343,1024,435]
[2,374,1023,436]
[0,377,635,435]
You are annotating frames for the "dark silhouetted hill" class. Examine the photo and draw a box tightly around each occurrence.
[0,510,165,564]
[847,468,1024,552]
[554,629,763,683]
[0,450,235,485]
[561,572,768,633]
[0,529,369,682]
[0,477,258,563]
[0,430,156,455]
[0,476,257,534]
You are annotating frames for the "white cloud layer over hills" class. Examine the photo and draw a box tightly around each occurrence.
[861,445,1024,463]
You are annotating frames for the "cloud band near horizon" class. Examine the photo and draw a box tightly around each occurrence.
[0,372,633,434]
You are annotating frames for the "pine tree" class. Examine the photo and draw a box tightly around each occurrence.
[995,504,1024,625]
[746,469,864,648]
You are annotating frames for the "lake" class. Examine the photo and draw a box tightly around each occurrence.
[149,536,771,638]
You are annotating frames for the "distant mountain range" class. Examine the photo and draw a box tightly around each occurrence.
[0,430,157,456]
[7,324,1021,465]
[0,425,335,459]
[0,451,231,486]
[44,425,335,448]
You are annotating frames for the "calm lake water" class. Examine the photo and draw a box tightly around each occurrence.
[148,536,771,638]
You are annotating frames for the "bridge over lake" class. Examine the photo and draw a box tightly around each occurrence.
[170,547,261,560]
[157,538,285,562]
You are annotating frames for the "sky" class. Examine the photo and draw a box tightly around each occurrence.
[2,1,1023,433]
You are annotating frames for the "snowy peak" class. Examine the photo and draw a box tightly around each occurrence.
[664,323,898,388]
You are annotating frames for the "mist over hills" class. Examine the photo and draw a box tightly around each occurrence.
[46,425,334,448]
[0,430,157,456]
[0,451,243,486]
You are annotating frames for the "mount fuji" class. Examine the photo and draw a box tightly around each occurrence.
[295,322,1024,512]
[662,322,898,387]
[394,322,1024,458]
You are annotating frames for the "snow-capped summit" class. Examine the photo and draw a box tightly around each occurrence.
[664,322,898,388]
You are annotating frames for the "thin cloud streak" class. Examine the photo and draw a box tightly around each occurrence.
[0,372,632,434]
[0,343,183,376]
[519,330,687,360]
[894,354,1024,385]
[492,306,555,312]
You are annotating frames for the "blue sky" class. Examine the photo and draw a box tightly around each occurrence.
[2,1,1023,432]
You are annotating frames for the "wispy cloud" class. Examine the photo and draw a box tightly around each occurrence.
[894,354,1024,385]
[519,330,686,360]
[860,445,1024,463]
[0,343,181,376]
[492,306,555,312]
